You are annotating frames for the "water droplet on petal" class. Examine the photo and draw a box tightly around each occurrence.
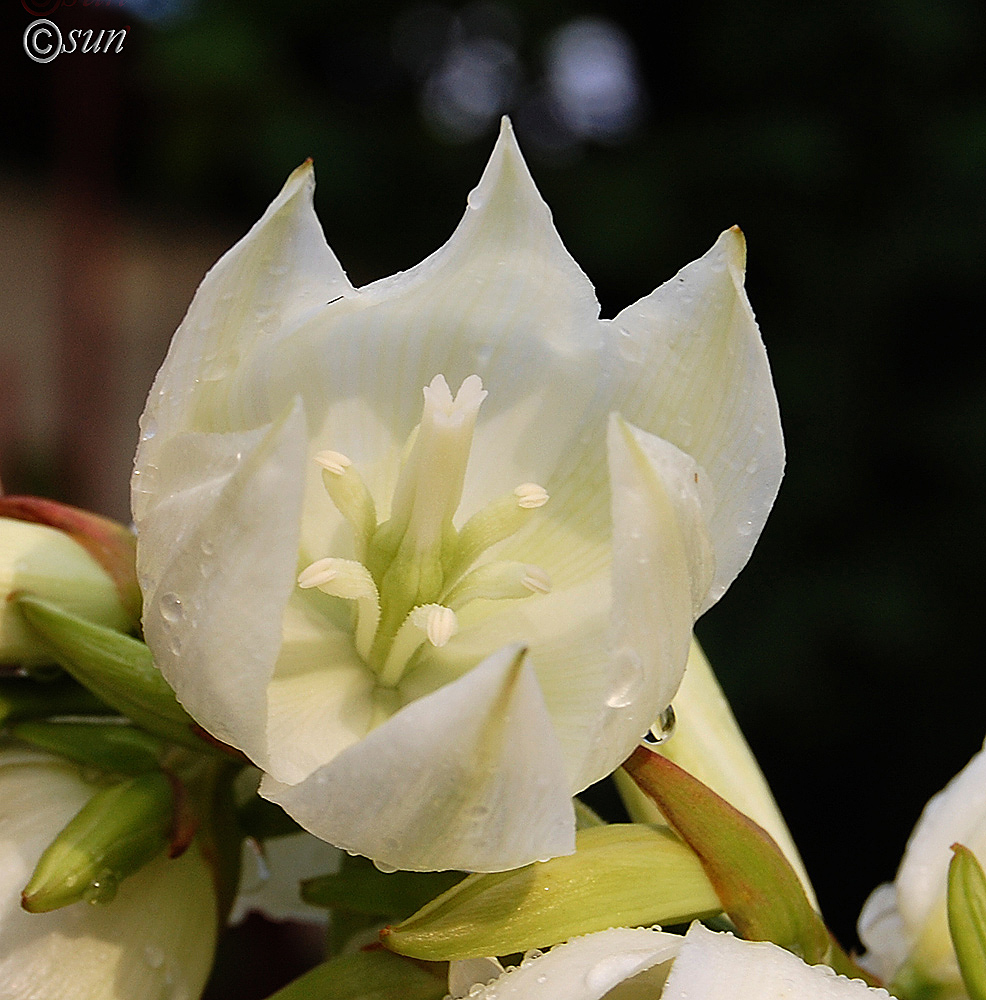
[737,520,754,536]
[373,859,399,874]
[584,955,637,993]
[160,592,183,622]
[606,648,642,708]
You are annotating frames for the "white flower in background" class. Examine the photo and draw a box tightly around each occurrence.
[448,923,895,999]
[0,748,216,1000]
[133,118,783,872]
[858,738,986,997]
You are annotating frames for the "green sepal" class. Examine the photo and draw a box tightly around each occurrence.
[13,594,204,750]
[11,720,165,775]
[622,746,873,981]
[0,674,113,724]
[302,855,464,918]
[382,823,721,961]
[21,770,177,912]
[948,843,986,1000]
[264,949,447,1000]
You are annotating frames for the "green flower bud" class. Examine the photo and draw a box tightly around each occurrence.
[11,720,165,776]
[0,509,135,665]
[21,771,178,913]
[948,844,986,1000]
[382,823,721,961]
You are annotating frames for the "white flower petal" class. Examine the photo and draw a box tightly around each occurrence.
[139,402,308,764]
[609,228,784,613]
[856,883,907,983]
[460,927,681,1000]
[0,750,216,1000]
[264,594,377,784]
[601,415,715,740]
[858,737,986,985]
[664,923,894,998]
[133,160,353,471]
[260,644,575,872]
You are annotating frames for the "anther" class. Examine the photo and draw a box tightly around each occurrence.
[514,483,549,509]
[314,450,352,475]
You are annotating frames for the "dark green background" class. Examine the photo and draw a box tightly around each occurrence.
[4,0,986,986]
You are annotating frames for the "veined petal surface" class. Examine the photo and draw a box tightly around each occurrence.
[260,645,574,872]
[134,118,783,870]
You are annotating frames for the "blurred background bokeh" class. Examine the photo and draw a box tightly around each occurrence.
[3,0,986,990]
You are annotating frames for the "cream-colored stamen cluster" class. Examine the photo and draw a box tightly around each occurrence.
[298,375,551,687]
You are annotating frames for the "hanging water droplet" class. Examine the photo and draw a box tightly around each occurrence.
[84,870,119,905]
[160,592,183,622]
[641,704,676,746]
[373,859,399,874]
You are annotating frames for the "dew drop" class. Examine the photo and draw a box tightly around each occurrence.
[737,520,754,536]
[140,416,157,441]
[745,458,759,475]
[641,704,676,746]
[373,859,399,874]
[84,870,119,905]
[200,539,215,556]
[584,955,636,993]
[606,648,642,708]
[160,593,184,622]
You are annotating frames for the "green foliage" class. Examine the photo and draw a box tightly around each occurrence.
[384,823,721,961]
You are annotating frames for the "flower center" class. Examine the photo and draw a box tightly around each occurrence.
[298,374,551,688]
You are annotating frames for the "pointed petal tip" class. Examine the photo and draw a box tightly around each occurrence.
[276,159,316,205]
[718,225,747,271]
[466,115,544,216]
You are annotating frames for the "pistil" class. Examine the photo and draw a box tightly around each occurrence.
[297,374,552,693]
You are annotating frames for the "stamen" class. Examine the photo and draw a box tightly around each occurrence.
[443,560,552,610]
[514,483,549,509]
[423,605,458,647]
[314,450,352,475]
[449,483,550,580]
[316,451,377,553]
[376,604,459,688]
[297,557,380,661]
